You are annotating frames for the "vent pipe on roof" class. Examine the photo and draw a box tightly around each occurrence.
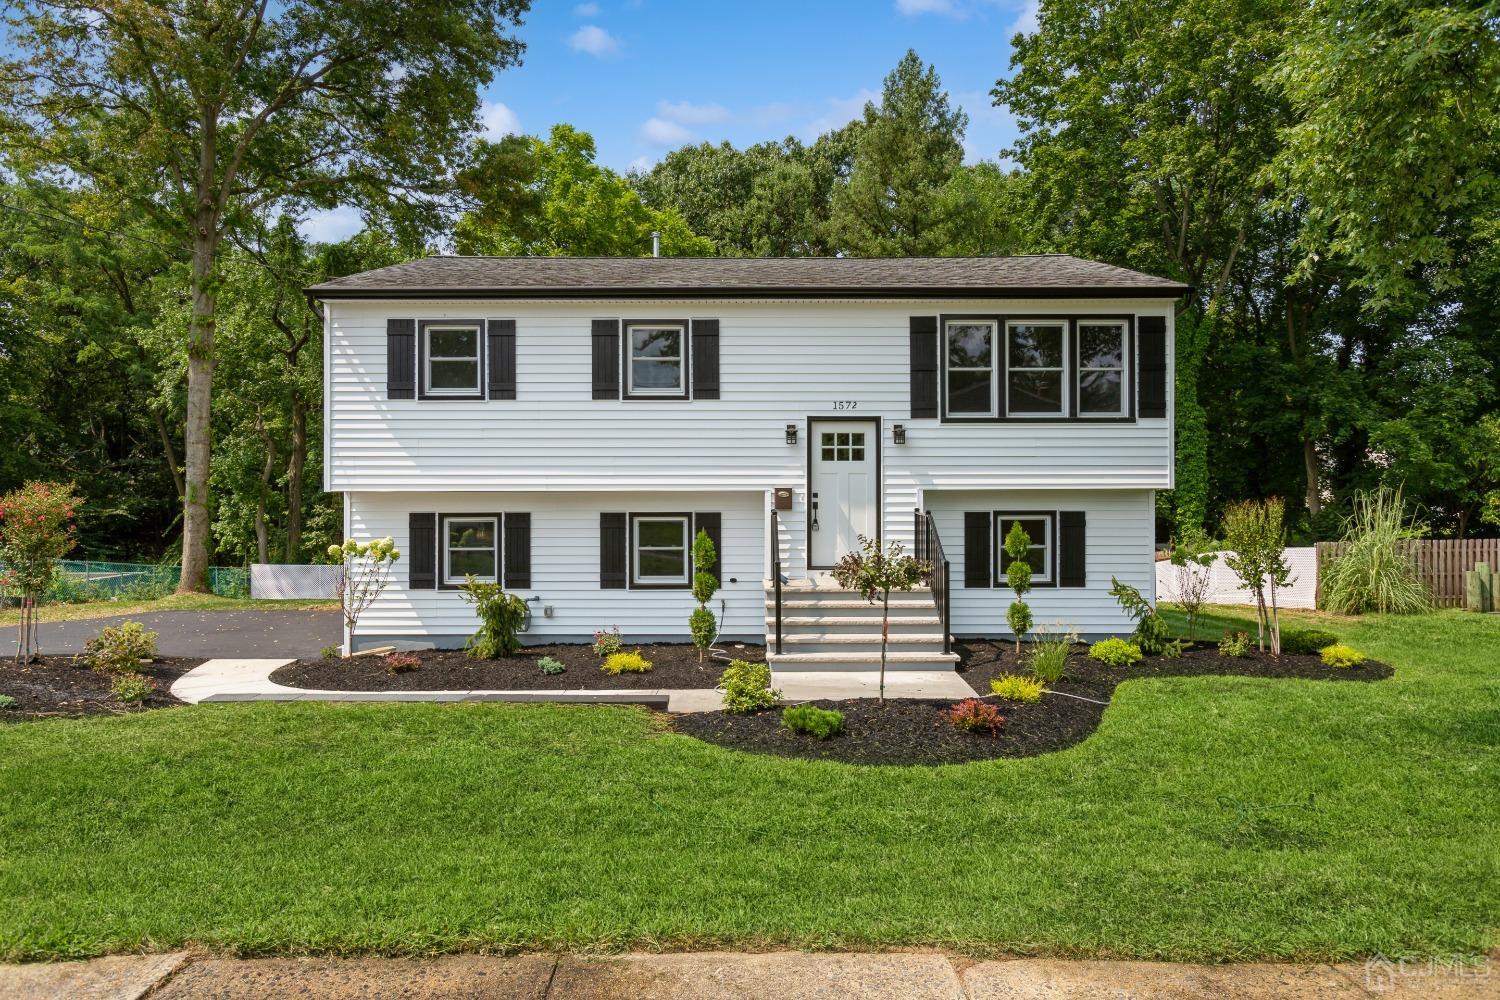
[651,231,660,257]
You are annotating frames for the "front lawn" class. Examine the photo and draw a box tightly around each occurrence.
[0,608,1495,962]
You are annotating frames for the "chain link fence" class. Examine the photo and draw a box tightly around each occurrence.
[16,560,251,605]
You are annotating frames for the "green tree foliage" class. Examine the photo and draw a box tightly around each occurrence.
[830,536,928,703]
[1221,499,1293,654]
[1002,521,1033,653]
[457,125,712,257]
[689,528,719,665]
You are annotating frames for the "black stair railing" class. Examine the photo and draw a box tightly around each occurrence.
[914,508,952,655]
[770,506,783,654]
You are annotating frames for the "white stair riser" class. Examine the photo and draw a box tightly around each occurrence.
[780,641,949,656]
[769,618,942,637]
[766,601,937,620]
[768,655,960,673]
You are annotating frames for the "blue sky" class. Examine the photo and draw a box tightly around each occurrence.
[304,0,1035,241]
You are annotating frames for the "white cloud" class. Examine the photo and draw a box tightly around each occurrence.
[573,2,600,15]
[479,100,520,140]
[640,116,693,145]
[657,100,730,126]
[799,88,879,140]
[569,24,619,57]
[627,155,656,174]
[297,205,363,244]
[1007,0,1040,37]
[896,0,957,14]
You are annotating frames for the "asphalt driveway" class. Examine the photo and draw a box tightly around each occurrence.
[3,611,341,659]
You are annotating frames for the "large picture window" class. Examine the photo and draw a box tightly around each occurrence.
[1078,321,1127,416]
[631,514,690,586]
[996,512,1053,585]
[1006,322,1067,416]
[945,319,996,416]
[442,515,498,585]
[423,323,482,398]
[626,323,686,397]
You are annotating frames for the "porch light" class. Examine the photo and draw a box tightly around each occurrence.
[893,423,907,444]
[785,423,798,445]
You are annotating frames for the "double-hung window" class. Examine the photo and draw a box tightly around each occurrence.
[944,319,997,416]
[1006,322,1067,416]
[631,514,690,586]
[996,513,1053,585]
[422,322,483,399]
[626,323,686,397]
[1078,321,1128,417]
[442,515,498,585]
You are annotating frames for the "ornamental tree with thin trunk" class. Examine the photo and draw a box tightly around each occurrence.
[329,538,399,656]
[0,481,80,665]
[0,0,530,591]
[831,535,928,704]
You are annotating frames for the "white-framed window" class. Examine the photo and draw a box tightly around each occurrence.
[442,515,498,585]
[1006,321,1067,416]
[945,319,997,417]
[996,512,1053,585]
[423,323,482,397]
[631,514,690,586]
[626,323,686,397]
[1078,321,1127,416]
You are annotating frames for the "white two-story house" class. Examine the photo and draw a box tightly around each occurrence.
[308,256,1185,670]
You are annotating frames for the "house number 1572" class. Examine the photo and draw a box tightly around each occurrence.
[832,400,859,410]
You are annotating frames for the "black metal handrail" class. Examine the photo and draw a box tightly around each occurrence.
[770,506,783,654]
[914,508,952,655]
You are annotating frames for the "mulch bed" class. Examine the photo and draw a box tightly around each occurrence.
[673,640,1393,766]
[271,642,766,691]
[0,656,200,723]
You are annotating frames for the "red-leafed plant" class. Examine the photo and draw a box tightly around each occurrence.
[382,650,421,673]
[0,481,81,664]
[947,698,1004,736]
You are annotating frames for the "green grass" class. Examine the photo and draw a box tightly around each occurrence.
[1,609,1496,962]
[0,592,337,627]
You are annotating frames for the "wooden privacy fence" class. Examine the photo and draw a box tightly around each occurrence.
[1315,539,1500,609]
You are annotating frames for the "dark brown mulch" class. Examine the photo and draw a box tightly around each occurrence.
[0,656,200,723]
[270,642,765,691]
[672,640,1393,767]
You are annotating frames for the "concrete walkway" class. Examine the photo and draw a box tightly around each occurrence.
[4,950,1492,998]
[775,669,979,701]
[169,659,727,713]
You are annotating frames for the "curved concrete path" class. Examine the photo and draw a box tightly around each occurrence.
[170,659,726,712]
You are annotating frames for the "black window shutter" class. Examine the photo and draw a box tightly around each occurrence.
[503,512,531,589]
[387,318,416,399]
[600,512,627,589]
[963,511,992,588]
[487,319,516,400]
[1138,316,1167,418]
[408,512,436,589]
[693,512,722,576]
[910,316,938,418]
[592,319,620,400]
[691,319,720,400]
[1058,511,1086,587]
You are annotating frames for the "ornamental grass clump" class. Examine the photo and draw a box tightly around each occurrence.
[1089,636,1143,667]
[1320,644,1366,669]
[721,659,779,712]
[1319,486,1432,615]
[602,650,653,675]
[989,674,1043,703]
[781,705,844,739]
[947,698,1004,736]
[1027,626,1076,684]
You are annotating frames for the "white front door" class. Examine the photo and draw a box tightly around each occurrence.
[809,420,878,569]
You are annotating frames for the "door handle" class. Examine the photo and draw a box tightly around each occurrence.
[811,491,820,530]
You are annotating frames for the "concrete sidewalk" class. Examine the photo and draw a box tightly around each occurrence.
[3,950,1492,999]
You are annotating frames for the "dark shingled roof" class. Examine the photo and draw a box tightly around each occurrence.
[307,255,1190,300]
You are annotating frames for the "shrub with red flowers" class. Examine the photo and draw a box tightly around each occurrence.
[0,481,81,663]
[946,698,1005,737]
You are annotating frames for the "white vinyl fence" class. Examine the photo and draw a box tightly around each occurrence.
[1155,547,1318,610]
[250,563,341,600]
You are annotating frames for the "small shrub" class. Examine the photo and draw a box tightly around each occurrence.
[989,674,1043,703]
[591,626,622,658]
[781,704,844,739]
[382,651,420,673]
[0,694,17,710]
[602,650,653,675]
[460,578,527,658]
[320,644,341,660]
[1218,630,1251,657]
[1089,636,1143,667]
[84,621,158,675]
[947,698,1004,736]
[1027,627,1075,684]
[1108,577,1180,656]
[1282,628,1339,655]
[721,659,780,713]
[1320,644,1366,669]
[538,655,566,675]
[111,672,153,703]
[689,607,717,659]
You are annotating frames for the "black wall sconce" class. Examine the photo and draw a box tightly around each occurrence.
[893,423,907,444]
[785,423,798,445]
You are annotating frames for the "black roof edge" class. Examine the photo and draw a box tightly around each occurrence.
[305,284,1192,301]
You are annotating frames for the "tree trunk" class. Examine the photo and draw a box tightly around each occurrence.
[178,227,218,594]
[1303,436,1321,518]
[152,408,186,500]
[285,389,306,561]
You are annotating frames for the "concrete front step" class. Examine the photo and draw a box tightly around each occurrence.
[768,651,960,672]
[767,600,940,616]
[769,615,942,637]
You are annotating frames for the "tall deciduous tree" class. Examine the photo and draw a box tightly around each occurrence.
[0,0,530,590]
